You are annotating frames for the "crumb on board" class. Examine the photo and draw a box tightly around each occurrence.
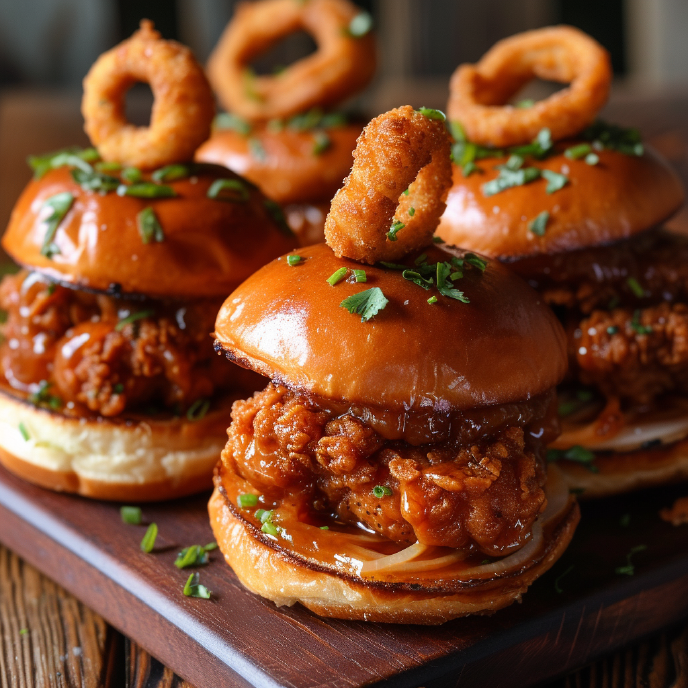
[660,496,688,526]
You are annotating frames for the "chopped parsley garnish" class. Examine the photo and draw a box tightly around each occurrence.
[152,164,191,183]
[353,269,367,283]
[137,207,165,244]
[120,506,142,525]
[214,112,252,136]
[340,287,389,322]
[510,128,553,160]
[28,146,98,179]
[18,422,29,441]
[175,543,217,569]
[408,207,416,217]
[427,296,438,304]
[183,572,211,598]
[416,107,446,122]
[387,220,405,242]
[626,277,645,298]
[248,137,267,162]
[615,544,647,576]
[28,380,62,410]
[373,485,393,498]
[186,398,210,422]
[71,169,120,193]
[345,11,373,38]
[312,130,331,155]
[117,182,176,199]
[207,178,250,202]
[140,523,158,553]
[287,254,303,266]
[238,493,259,508]
[547,445,598,472]
[631,310,653,335]
[528,210,549,236]
[464,253,488,271]
[554,565,574,594]
[483,165,541,197]
[436,261,469,302]
[115,310,154,332]
[263,199,294,237]
[121,167,142,184]
[402,269,433,290]
[582,120,644,156]
[40,192,74,258]
[432,236,445,244]
[327,267,348,286]
[541,169,569,194]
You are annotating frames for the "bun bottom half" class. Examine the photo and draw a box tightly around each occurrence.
[0,387,237,501]
[208,465,580,625]
[557,437,688,499]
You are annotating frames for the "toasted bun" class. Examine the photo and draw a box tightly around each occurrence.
[436,144,685,259]
[0,386,237,501]
[2,164,296,299]
[208,464,580,624]
[559,437,688,498]
[195,123,363,205]
[214,243,567,411]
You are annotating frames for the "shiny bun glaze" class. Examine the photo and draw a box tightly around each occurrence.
[2,164,297,299]
[195,122,363,205]
[214,242,567,411]
[436,143,685,259]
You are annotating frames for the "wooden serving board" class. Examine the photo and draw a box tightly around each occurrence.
[1,463,688,688]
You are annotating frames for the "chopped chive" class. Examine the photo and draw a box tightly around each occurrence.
[115,310,154,332]
[151,164,190,183]
[287,254,302,266]
[95,161,122,172]
[214,112,252,136]
[631,310,653,335]
[312,130,331,155]
[248,137,267,162]
[175,543,216,569]
[137,207,165,244]
[28,380,62,409]
[207,178,250,202]
[186,398,210,422]
[564,143,593,160]
[120,506,142,525]
[403,188,410,196]
[238,493,259,508]
[627,277,645,298]
[18,422,29,441]
[432,236,445,244]
[140,523,158,553]
[183,572,211,598]
[387,220,405,242]
[373,485,393,498]
[615,544,647,576]
[427,296,438,305]
[416,107,446,122]
[40,192,74,258]
[262,521,279,536]
[353,269,367,283]
[121,167,142,183]
[117,182,176,198]
[541,169,569,194]
[464,253,488,272]
[408,207,416,217]
[320,526,330,530]
[327,267,348,286]
[528,210,549,236]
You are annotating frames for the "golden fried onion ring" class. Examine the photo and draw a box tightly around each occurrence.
[447,26,612,148]
[82,20,215,169]
[207,0,376,122]
[325,106,452,264]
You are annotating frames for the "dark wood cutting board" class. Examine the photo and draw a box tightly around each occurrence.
[1,463,688,688]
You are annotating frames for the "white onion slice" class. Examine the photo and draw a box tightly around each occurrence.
[359,542,428,574]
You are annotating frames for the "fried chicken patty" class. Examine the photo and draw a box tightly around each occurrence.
[512,230,688,406]
[0,271,239,416]
[223,383,549,556]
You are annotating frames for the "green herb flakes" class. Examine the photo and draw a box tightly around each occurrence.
[340,287,389,322]
[287,254,303,266]
[483,166,541,197]
[627,277,645,298]
[353,269,367,283]
[327,267,348,286]
[615,544,647,576]
[175,543,217,569]
[186,398,211,422]
[238,493,259,508]
[207,178,250,202]
[528,210,550,236]
[137,207,164,244]
[387,220,405,242]
[120,506,142,525]
[152,164,191,183]
[18,422,29,441]
[248,137,267,162]
[71,169,120,193]
[312,130,331,155]
[214,112,252,136]
[183,572,211,599]
[564,143,593,160]
[541,169,569,194]
[547,445,598,472]
[631,310,653,335]
[121,167,142,184]
[416,107,446,122]
[427,295,438,305]
[28,380,62,410]
[115,310,154,332]
[373,485,393,498]
[140,523,158,553]
[117,182,176,199]
[40,192,74,258]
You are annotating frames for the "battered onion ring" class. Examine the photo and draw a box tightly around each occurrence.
[207,0,376,121]
[324,106,452,264]
[447,26,612,148]
[82,20,215,169]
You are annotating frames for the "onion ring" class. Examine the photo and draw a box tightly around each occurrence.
[324,105,452,264]
[82,20,215,169]
[447,26,612,147]
[207,0,376,121]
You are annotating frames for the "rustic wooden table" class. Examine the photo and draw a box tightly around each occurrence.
[1,86,688,688]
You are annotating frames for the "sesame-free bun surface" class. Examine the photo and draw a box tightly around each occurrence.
[214,243,567,411]
[436,144,685,259]
[0,385,238,501]
[195,123,363,205]
[2,164,296,299]
[208,463,580,624]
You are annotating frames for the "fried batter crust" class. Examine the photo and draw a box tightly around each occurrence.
[0,271,236,416]
[224,383,548,556]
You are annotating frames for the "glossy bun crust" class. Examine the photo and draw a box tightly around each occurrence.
[2,164,296,299]
[195,123,363,205]
[436,144,685,259]
[209,465,580,624]
[214,243,567,411]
